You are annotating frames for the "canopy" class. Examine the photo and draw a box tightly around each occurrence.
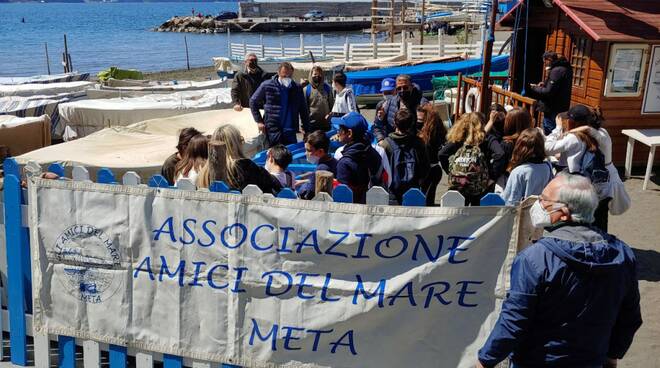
[346,55,510,96]
[17,109,263,180]
[0,115,51,157]
[0,81,96,97]
[58,88,233,138]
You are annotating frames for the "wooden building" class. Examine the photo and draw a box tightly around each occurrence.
[500,0,660,164]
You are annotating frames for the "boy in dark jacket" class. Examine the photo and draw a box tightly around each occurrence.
[298,130,338,200]
[530,52,573,134]
[378,109,429,204]
[333,112,383,204]
[231,53,268,110]
[477,173,641,368]
[250,62,310,146]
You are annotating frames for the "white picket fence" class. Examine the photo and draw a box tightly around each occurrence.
[229,33,508,62]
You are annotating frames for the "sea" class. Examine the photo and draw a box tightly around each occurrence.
[0,2,373,77]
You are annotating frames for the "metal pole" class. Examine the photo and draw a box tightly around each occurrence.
[44,42,51,75]
[390,0,395,43]
[478,0,498,113]
[227,28,232,58]
[184,36,190,70]
[420,0,425,46]
[63,34,69,73]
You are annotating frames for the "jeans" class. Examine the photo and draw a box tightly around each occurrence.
[542,112,557,135]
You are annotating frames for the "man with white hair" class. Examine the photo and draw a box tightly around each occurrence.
[477,172,641,368]
[231,53,268,111]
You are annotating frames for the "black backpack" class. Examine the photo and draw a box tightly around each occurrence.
[579,149,610,199]
[386,137,420,198]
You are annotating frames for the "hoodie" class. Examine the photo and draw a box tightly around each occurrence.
[531,58,573,115]
[478,224,642,368]
[336,140,383,203]
[304,74,334,132]
[379,131,430,202]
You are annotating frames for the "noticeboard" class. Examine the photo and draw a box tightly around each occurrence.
[642,45,660,114]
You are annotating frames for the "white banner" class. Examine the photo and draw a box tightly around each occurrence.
[29,179,519,368]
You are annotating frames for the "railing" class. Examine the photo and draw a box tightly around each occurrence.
[456,75,539,123]
[1,157,508,367]
[228,34,509,62]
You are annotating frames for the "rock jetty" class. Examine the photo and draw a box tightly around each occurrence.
[155,16,227,34]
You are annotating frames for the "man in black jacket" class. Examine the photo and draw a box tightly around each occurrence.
[531,52,573,134]
[231,53,267,111]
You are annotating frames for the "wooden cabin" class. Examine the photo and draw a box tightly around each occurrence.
[500,0,660,165]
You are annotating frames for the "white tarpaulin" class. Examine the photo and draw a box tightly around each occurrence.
[58,88,233,137]
[0,115,51,156]
[30,178,518,368]
[86,79,228,99]
[16,109,264,178]
[0,72,90,85]
[0,81,96,97]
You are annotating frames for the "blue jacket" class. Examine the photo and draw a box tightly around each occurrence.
[336,141,383,204]
[250,76,310,146]
[297,157,338,200]
[372,84,427,141]
[478,224,642,368]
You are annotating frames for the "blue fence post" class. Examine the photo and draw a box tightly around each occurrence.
[58,336,76,368]
[97,167,116,184]
[109,345,127,368]
[210,181,230,193]
[402,188,426,206]
[332,184,353,203]
[3,158,29,365]
[276,188,298,199]
[480,193,505,206]
[163,355,183,368]
[47,163,65,178]
[148,174,170,188]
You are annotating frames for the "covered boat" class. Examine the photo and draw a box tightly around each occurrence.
[58,88,233,138]
[0,72,90,85]
[86,79,227,99]
[0,115,51,157]
[16,109,263,179]
[346,55,510,96]
[0,81,95,97]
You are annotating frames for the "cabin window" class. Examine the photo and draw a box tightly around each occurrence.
[605,44,649,97]
[570,37,591,87]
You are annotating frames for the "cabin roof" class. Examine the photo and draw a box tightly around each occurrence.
[498,0,660,43]
[554,0,660,42]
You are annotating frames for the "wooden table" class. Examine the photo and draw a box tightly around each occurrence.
[622,129,660,190]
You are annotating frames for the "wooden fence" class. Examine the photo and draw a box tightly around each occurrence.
[228,32,508,62]
[1,157,508,367]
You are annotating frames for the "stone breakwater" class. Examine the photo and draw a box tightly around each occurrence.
[155,16,228,34]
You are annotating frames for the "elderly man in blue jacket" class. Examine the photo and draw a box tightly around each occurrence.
[250,62,310,147]
[477,172,642,368]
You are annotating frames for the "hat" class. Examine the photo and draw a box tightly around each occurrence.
[567,104,593,124]
[380,78,396,93]
[331,112,368,136]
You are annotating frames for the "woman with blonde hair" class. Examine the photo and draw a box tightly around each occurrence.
[174,134,208,185]
[197,125,282,194]
[438,112,505,205]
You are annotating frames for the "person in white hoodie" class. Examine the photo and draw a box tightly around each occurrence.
[330,72,358,116]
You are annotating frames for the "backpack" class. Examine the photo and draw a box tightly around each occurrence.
[578,149,610,199]
[447,144,490,197]
[386,137,420,197]
[305,83,332,101]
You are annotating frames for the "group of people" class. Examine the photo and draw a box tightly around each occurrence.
[157,53,642,368]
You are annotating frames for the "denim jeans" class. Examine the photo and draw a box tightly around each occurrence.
[542,112,557,135]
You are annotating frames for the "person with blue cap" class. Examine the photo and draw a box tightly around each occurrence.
[375,77,396,123]
[373,74,428,142]
[332,112,383,204]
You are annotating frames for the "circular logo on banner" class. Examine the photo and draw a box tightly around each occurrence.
[54,224,122,304]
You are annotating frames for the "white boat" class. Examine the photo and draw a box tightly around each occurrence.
[86,79,227,99]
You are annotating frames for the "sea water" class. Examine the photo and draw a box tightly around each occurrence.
[0,2,372,77]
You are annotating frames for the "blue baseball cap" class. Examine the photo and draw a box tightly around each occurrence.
[380,78,396,93]
[331,112,369,136]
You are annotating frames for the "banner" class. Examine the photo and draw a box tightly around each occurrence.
[29,179,519,368]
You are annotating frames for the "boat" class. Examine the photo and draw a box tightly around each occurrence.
[57,88,233,138]
[86,79,228,99]
[0,81,95,98]
[0,72,90,85]
[16,109,263,179]
[346,54,510,96]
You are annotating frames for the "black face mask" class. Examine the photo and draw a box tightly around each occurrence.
[247,62,257,71]
[312,76,323,85]
[398,90,413,102]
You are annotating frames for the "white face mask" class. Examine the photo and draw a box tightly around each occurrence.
[529,200,564,229]
[307,153,320,165]
[279,77,292,88]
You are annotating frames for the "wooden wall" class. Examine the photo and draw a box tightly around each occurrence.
[537,8,660,165]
